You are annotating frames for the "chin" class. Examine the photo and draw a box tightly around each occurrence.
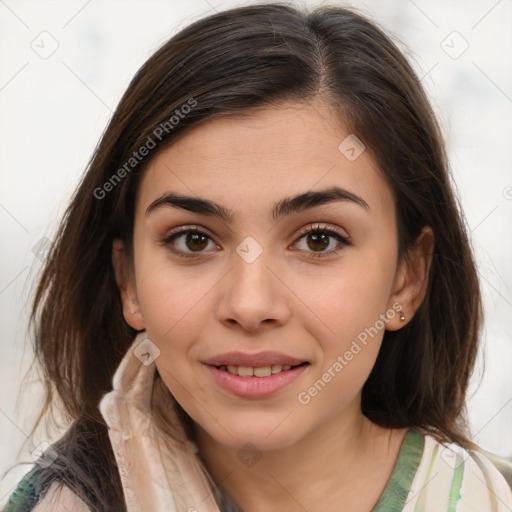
[200,412,304,453]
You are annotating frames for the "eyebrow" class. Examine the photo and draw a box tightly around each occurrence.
[145,186,370,223]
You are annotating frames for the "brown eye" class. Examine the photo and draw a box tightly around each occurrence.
[293,224,351,259]
[162,227,218,258]
[306,232,330,252]
[162,223,350,261]
[184,232,209,251]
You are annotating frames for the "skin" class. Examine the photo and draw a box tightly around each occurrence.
[112,100,433,511]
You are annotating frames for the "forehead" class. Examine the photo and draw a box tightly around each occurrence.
[136,102,394,221]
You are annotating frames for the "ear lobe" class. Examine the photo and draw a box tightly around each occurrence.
[386,226,434,331]
[112,238,145,330]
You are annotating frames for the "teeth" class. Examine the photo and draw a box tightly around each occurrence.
[238,366,254,377]
[254,366,272,377]
[222,364,297,377]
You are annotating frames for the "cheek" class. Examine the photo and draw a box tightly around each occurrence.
[138,266,211,403]
[294,268,392,414]
[134,266,219,395]
[301,257,394,336]
[135,247,216,337]
[295,253,395,379]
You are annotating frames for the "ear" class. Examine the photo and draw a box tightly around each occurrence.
[386,226,434,331]
[112,238,145,330]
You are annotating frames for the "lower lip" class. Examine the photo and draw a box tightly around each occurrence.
[206,364,309,399]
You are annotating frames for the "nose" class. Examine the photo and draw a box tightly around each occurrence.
[216,247,291,332]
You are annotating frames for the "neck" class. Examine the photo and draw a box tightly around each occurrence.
[194,398,405,512]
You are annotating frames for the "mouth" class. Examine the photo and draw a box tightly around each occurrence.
[205,361,310,399]
[212,362,309,377]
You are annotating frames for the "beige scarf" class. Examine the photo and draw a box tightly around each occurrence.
[99,331,231,512]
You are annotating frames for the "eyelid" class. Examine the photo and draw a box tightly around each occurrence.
[294,222,350,242]
[164,223,216,239]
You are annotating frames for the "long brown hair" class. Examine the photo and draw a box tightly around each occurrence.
[12,2,482,509]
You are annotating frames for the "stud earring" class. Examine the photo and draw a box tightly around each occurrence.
[399,310,405,321]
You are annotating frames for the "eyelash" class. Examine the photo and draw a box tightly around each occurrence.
[161,223,351,260]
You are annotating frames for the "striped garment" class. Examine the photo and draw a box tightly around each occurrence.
[366,429,512,511]
[3,429,512,512]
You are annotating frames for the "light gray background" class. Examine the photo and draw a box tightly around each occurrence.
[1,0,511,506]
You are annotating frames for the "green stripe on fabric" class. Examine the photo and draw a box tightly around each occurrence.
[447,456,464,512]
[372,429,425,512]
[414,443,439,512]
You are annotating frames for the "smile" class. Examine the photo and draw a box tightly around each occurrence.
[206,362,310,399]
[216,363,305,377]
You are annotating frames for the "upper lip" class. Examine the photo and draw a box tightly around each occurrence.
[204,351,307,367]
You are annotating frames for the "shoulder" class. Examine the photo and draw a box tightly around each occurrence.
[404,430,512,511]
[2,467,90,512]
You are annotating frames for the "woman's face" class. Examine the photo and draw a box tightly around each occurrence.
[115,101,413,452]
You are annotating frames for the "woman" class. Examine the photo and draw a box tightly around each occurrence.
[3,2,512,511]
